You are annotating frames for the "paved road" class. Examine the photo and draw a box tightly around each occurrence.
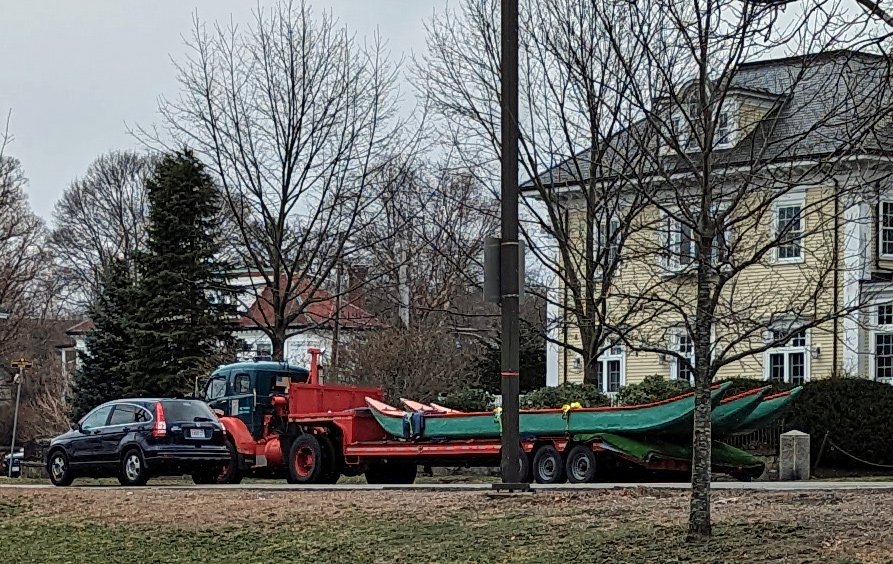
[3,481,893,491]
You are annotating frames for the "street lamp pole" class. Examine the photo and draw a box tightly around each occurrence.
[498,0,522,488]
[8,357,31,478]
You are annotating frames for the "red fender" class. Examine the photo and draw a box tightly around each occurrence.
[219,417,256,456]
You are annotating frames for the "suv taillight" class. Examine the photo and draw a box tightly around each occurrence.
[152,402,167,438]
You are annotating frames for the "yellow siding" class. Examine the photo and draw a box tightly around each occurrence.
[559,182,846,385]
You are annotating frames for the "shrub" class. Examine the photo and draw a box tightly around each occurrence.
[438,388,493,412]
[785,377,893,468]
[616,375,691,405]
[522,383,609,409]
[714,376,795,397]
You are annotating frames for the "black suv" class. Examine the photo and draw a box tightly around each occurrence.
[46,398,229,486]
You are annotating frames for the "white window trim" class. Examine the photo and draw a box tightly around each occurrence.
[668,329,695,383]
[870,301,893,382]
[714,111,734,150]
[595,344,626,395]
[878,199,893,260]
[595,217,623,270]
[773,196,806,265]
[762,328,811,384]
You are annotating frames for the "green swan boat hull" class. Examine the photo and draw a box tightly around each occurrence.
[730,386,803,435]
[366,383,732,440]
[711,386,770,435]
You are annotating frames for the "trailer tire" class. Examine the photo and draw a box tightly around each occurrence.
[532,445,566,484]
[219,438,244,484]
[288,434,324,484]
[565,445,597,483]
[518,450,531,483]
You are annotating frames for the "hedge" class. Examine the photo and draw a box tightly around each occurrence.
[616,375,691,405]
[785,378,893,468]
[437,388,493,412]
[522,383,610,409]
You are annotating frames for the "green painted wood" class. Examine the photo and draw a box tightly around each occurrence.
[368,383,732,439]
[712,387,769,435]
[731,386,803,435]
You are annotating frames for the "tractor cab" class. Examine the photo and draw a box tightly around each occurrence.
[202,361,309,440]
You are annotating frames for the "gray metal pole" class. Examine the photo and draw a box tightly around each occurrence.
[499,0,521,487]
[8,366,22,478]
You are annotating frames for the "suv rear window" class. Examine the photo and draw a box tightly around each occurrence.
[160,400,217,423]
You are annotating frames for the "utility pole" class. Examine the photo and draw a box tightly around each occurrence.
[8,357,31,478]
[497,0,522,490]
[332,260,342,377]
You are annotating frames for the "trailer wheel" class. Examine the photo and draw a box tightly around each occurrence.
[317,435,341,484]
[565,445,597,484]
[288,434,324,484]
[518,450,531,483]
[532,445,566,484]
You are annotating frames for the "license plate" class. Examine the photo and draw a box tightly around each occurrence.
[189,429,206,439]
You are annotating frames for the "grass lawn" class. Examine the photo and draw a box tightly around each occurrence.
[1,488,891,563]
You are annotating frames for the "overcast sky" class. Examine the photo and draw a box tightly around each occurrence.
[0,0,448,221]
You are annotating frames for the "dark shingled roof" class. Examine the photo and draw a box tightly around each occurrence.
[523,50,893,191]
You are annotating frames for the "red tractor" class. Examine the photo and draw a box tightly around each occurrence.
[199,349,416,484]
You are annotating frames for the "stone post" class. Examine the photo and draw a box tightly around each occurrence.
[779,430,811,480]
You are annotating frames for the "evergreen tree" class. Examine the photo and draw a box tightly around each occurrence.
[70,259,135,420]
[128,150,235,396]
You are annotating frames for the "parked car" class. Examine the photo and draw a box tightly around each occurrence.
[46,398,230,486]
[1,449,24,478]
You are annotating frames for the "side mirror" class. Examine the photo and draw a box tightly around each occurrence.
[70,422,82,433]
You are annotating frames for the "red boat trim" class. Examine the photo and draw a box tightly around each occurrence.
[763,390,794,401]
[719,386,769,404]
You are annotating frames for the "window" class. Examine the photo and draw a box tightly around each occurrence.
[776,203,804,261]
[255,343,272,360]
[595,344,625,394]
[872,302,893,381]
[234,373,251,394]
[879,201,893,258]
[764,329,808,384]
[597,219,622,266]
[80,405,113,430]
[670,332,695,382]
[665,216,731,270]
[205,377,227,401]
[716,112,731,146]
[109,404,150,426]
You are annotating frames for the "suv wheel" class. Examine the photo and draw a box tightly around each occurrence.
[118,448,150,486]
[47,450,74,487]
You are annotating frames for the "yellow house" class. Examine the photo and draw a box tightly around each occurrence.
[532,51,893,393]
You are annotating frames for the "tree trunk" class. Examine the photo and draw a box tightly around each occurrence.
[272,331,286,362]
[688,373,712,540]
[583,357,599,387]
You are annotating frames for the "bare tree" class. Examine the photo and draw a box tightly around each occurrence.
[357,157,499,329]
[582,0,893,539]
[48,150,153,309]
[0,119,47,361]
[418,0,656,389]
[152,0,404,360]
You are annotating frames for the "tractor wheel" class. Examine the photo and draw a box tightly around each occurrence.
[317,435,342,484]
[532,445,566,484]
[565,445,597,484]
[218,438,244,484]
[288,434,324,484]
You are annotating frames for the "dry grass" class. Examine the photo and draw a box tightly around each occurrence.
[1,488,891,562]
